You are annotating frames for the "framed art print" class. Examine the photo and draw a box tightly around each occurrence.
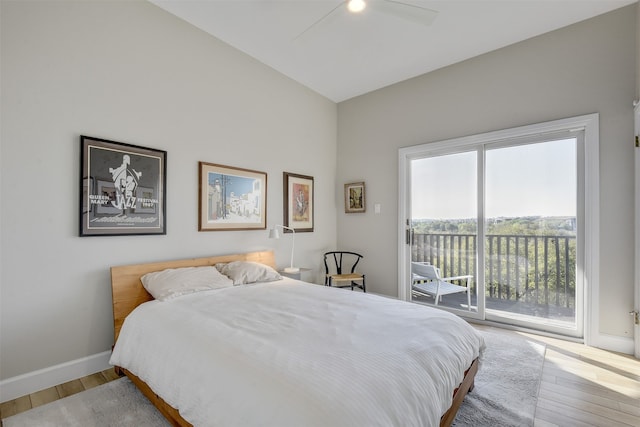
[79,135,167,236]
[199,162,267,231]
[344,181,365,213]
[283,172,314,232]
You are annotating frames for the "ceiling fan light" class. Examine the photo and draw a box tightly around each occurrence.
[347,0,366,13]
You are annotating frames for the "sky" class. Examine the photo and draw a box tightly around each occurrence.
[208,172,256,196]
[411,138,577,219]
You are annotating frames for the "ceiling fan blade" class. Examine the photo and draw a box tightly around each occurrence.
[374,0,438,26]
[293,1,346,41]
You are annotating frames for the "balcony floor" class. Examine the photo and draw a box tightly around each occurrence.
[412,292,576,326]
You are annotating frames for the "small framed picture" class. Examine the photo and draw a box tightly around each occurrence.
[283,172,314,232]
[199,162,267,231]
[344,181,366,213]
[79,135,167,236]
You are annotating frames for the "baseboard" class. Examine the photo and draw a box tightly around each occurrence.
[591,332,635,355]
[0,351,112,403]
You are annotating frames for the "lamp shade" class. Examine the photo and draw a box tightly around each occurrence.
[268,228,280,239]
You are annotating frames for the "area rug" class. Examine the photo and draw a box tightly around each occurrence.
[453,329,546,426]
[4,329,545,427]
[2,378,170,427]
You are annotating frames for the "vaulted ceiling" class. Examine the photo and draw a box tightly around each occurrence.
[150,0,637,102]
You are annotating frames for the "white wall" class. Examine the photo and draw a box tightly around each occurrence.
[0,0,337,382]
[637,3,640,100]
[337,5,637,341]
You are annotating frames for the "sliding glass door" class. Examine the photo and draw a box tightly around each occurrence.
[400,116,593,338]
[483,138,581,333]
[410,150,479,314]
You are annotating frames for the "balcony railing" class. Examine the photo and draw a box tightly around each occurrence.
[412,233,576,309]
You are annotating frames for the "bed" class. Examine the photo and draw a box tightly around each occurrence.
[109,250,484,427]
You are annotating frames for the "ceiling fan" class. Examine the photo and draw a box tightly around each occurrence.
[294,0,439,40]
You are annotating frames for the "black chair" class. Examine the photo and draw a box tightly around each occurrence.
[323,251,366,292]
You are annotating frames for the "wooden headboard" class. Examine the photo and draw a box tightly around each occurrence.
[110,250,276,344]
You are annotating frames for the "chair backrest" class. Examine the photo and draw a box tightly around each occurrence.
[411,262,441,280]
[324,251,363,275]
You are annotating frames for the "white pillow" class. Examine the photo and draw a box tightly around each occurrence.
[215,261,282,285]
[141,266,233,301]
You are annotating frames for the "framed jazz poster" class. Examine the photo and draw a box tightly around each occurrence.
[79,135,167,236]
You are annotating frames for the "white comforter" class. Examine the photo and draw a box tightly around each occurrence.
[110,279,484,427]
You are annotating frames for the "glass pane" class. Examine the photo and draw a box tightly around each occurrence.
[485,138,577,328]
[410,151,477,312]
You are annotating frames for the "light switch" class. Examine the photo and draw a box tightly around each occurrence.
[374,203,381,214]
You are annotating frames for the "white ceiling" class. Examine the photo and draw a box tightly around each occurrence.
[149,0,637,102]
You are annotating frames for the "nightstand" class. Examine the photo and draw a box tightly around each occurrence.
[280,268,311,281]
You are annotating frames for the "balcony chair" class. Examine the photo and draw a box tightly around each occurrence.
[411,262,472,310]
[324,251,366,292]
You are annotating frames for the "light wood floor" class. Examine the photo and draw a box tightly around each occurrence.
[473,325,640,427]
[1,326,639,426]
[0,368,119,422]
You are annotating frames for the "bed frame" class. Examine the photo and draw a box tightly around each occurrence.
[110,250,477,427]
